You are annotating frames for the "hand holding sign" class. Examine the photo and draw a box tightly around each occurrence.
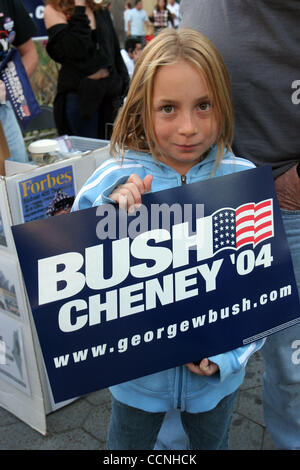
[109,173,153,213]
[186,358,219,376]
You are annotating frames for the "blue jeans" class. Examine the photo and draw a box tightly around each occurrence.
[261,209,300,449]
[107,391,238,450]
[0,101,28,163]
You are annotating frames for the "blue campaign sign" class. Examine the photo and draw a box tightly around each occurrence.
[12,166,300,403]
[22,0,46,39]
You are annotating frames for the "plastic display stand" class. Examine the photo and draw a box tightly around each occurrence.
[0,138,110,434]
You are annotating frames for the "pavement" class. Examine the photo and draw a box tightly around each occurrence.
[0,351,276,451]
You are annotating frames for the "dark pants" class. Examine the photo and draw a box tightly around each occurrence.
[65,92,116,140]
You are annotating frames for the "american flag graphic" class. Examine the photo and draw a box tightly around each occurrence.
[212,199,274,253]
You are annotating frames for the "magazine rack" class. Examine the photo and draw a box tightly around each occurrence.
[0,138,110,434]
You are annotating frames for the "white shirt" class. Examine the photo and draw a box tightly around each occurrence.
[127,7,148,36]
[167,2,180,28]
[124,9,131,33]
[120,49,135,78]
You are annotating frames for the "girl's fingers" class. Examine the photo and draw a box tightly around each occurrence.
[109,174,153,213]
[143,174,153,193]
[185,359,219,376]
[127,174,146,194]
[110,187,135,210]
[198,358,219,375]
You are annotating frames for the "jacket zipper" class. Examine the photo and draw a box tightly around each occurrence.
[177,367,183,409]
[176,173,186,408]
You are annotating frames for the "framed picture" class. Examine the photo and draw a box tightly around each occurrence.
[0,255,27,319]
[0,313,31,395]
[0,179,15,253]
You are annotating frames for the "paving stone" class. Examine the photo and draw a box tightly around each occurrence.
[229,413,264,450]
[38,428,100,450]
[83,403,111,442]
[236,386,265,427]
[84,388,111,406]
[241,351,265,390]
[0,421,46,450]
[0,405,19,426]
[46,397,92,434]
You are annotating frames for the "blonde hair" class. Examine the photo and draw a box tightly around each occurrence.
[110,28,234,169]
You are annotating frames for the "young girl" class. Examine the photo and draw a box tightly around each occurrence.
[73,28,264,450]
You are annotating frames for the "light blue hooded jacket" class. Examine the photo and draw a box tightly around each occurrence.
[72,146,264,413]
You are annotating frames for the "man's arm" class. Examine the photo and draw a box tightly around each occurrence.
[17,38,38,77]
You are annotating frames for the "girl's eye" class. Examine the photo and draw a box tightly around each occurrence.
[198,102,210,111]
[161,105,174,114]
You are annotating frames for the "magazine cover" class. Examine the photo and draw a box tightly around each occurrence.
[0,313,31,395]
[17,165,76,223]
[0,255,27,319]
[0,179,14,252]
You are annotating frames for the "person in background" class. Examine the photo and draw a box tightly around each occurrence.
[149,0,173,36]
[43,0,129,140]
[127,0,149,48]
[73,28,265,450]
[123,1,132,42]
[0,0,38,163]
[167,0,180,29]
[106,2,114,25]
[180,0,300,450]
[120,37,142,79]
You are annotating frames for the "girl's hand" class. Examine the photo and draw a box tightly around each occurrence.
[185,358,219,376]
[109,174,153,213]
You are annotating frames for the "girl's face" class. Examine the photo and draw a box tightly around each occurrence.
[151,59,218,175]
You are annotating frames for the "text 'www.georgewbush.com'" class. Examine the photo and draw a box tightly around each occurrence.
[53,284,292,368]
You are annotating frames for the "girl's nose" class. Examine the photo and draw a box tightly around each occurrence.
[178,112,198,136]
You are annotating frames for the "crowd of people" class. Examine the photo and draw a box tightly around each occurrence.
[0,0,180,150]
[0,0,300,452]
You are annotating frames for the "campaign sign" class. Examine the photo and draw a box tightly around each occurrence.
[12,166,300,403]
[22,1,47,39]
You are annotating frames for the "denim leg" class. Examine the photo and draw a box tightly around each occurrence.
[0,102,28,163]
[107,396,165,450]
[154,409,189,450]
[180,390,238,450]
[261,209,300,449]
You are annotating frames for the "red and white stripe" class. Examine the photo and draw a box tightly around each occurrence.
[235,199,273,248]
